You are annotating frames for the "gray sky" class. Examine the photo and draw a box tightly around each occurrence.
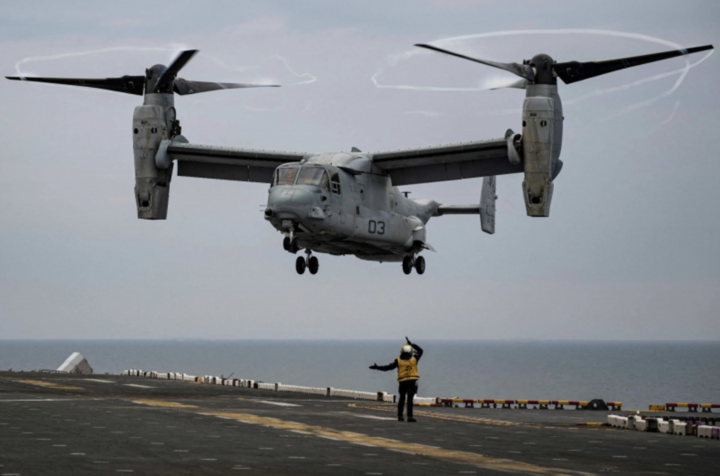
[1,0,718,340]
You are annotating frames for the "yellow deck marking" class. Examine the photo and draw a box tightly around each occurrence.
[4,378,84,391]
[350,403,592,432]
[204,410,591,475]
[132,399,197,409]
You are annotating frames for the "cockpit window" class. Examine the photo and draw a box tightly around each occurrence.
[274,166,299,186]
[330,171,341,195]
[296,167,330,191]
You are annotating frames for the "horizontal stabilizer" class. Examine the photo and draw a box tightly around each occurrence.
[436,205,480,215]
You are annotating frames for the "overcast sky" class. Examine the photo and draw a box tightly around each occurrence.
[1,0,718,340]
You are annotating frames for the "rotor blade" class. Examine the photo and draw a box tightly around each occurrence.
[173,78,280,95]
[415,43,534,81]
[5,75,145,95]
[489,78,528,90]
[555,44,714,84]
[154,49,198,92]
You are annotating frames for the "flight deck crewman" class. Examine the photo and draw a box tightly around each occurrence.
[369,337,424,422]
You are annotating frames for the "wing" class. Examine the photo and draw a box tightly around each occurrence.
[167,143,308,183]
[370,137,519,186]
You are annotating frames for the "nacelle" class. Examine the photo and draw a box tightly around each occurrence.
[521,84,563,217]
[132,94,175,219]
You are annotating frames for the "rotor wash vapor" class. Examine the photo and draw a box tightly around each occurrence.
[7,44,713,274]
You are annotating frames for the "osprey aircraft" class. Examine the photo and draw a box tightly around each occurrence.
[6,44,713,275]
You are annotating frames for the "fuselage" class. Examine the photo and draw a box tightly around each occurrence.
[264,153,437,262]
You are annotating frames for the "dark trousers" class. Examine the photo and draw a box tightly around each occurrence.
[397,380,418,418]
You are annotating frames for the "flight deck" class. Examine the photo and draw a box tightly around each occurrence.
[0,371,717,475]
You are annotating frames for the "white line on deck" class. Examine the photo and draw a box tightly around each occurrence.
[348,414,396,421]
[85,379,115,384]
[124,384,154,389]
[257,401,301,407]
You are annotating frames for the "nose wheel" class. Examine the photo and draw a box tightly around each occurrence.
[402,255,425,275]
[283,236,300,254]
[296,250,319,275]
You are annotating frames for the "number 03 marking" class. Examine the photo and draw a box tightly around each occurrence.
[368,220,385,235]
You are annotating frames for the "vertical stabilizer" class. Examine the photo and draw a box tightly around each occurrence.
[480,176,496,234]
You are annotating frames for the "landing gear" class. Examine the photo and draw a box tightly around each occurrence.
[283,236,299,254]
[414,256,425,275]
[308,256,319,275]
[402,254,426,275]
[402,256,413,275]
[295,250,319,275]
[295,256,306,275]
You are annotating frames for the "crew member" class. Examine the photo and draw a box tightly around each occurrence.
[369,337,424,422]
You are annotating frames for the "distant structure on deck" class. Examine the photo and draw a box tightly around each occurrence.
[57,352,93,374]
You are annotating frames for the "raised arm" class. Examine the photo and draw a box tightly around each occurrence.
[369,359,398,372]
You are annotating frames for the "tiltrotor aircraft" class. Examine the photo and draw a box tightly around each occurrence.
[7,44,712,275]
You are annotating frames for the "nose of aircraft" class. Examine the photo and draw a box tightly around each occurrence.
[266,186,318,220]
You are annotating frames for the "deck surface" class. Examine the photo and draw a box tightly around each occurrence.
[0,372,717,475]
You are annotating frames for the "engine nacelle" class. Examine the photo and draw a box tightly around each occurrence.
[522,95,554,217]
[132,94,175,219]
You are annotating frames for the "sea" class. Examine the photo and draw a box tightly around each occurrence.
[1,340,719,411]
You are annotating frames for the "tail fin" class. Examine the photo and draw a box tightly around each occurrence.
[480,176,497,234]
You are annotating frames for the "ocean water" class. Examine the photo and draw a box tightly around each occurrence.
[1,340,719,410]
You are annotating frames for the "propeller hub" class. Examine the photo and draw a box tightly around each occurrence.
[529,54,556,85]
[146,64,173,94]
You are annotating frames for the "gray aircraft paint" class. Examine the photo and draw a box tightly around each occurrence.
[5,43,714,274]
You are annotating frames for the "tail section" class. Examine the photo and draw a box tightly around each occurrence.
[435,175,497,234]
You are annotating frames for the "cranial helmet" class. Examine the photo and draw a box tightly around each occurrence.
[401,344,413,355]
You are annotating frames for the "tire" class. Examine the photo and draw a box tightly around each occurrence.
[414,256,425,275]
[283,236,290,251]
[308,256,319,275]
[295,256,306,275]
[402,256,413,275]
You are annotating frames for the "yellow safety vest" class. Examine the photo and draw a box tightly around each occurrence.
[396,357,419,382]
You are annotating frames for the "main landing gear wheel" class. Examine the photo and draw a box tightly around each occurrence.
[402,256,413,275]
[295,256,306,275]
[414,256,426,275]
[308,256,319,275]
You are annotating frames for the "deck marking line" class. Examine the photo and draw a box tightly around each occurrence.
[201,411,594,475]
[124,384,154,389]
[1,378,83,391]
[257,401,301,407]
[132,400,197,409]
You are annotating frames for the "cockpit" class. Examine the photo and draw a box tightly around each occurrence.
[272,165,341,195]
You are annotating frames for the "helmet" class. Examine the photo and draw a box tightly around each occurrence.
[401,344,412,355]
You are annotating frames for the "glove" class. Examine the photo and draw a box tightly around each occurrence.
[369,363,379,370]
[405,336,412,345]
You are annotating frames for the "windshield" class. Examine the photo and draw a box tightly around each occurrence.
[296,167,329,191]
[274,166,299,186]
